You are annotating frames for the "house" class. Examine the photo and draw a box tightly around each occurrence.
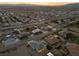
[27,40,47,53]
[45,35,61,45]
[66,43,79,56]
[32,28,43,35]
[45,35,62,48]
[1,34,20,48]
[34,48,49,56]
[41,26,52,31]
[28,32,48,41]
[18,32,30,39]
[58,30,68,38]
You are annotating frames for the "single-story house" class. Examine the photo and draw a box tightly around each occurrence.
[1,34,20,48]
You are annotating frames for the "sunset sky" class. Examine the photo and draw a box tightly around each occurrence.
[0,2,76,6]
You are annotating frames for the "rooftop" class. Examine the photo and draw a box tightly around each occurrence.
[47,52,54,56]
[45,35,61,45]
[67,43,79,56]
[1,34,20,48]
[28,40,47,50]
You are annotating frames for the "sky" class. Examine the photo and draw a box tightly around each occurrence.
[0,2,76,6]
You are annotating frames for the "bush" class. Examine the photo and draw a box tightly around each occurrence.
[13,31,19,34]
[24,27,32,32]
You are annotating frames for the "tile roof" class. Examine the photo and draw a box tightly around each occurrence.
[45,35,61,45]
[67,43,79,56]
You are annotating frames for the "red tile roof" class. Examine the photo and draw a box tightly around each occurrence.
[45,35,61,45]
[67,43,79,56]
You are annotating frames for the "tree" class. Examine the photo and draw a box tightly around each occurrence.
[46,44,52,50]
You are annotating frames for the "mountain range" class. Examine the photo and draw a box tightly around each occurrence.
[0,3,78,11]
[64,3,79,7]
[0,3,78,8]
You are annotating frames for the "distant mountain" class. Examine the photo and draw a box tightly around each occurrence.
[0,3,79,8]
[64,3,79,7]
[0,3,79,11]
[0,4,50,8]
[0,4,52,11]
[0,4,34,8]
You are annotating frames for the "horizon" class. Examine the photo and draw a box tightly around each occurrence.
[0,2,77,6]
